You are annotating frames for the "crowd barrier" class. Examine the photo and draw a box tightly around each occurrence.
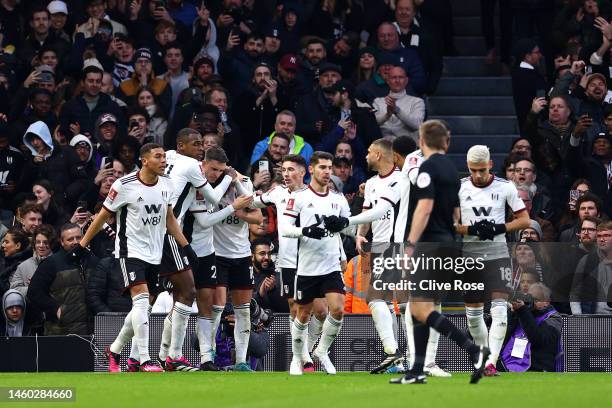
[92,313,612,372]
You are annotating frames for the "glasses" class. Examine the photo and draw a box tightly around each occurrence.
[514,167,534,174]
[581,228,597,233]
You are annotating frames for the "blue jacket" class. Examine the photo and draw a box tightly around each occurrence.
[250,132,314,165]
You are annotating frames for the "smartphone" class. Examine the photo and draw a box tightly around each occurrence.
[129,119,139,130]
[155,0,165,9]
[259,160,269,174]
[77,201,88,214]
[101,156,111,169]
[536,89,546,98]
[569,189,579,201]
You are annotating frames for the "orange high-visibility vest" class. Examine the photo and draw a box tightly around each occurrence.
[343,255,399,314]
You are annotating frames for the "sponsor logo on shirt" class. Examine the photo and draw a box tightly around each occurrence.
[286,198,295,210]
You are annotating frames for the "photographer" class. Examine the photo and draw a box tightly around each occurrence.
[501,283,563,372]
[252,238,288,313]
[126,107,152,145]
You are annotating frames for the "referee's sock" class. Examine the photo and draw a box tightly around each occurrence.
[132,293,151,363]
[169,302,192,359]
[110,310,134,355]
[410,315,429,374]
[466,306,488,347]
[158,314,172,361]
[425,310,479,356]
[369,300,398,355]
[234,303,251,364]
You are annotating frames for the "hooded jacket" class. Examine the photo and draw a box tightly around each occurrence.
[0,246,32,296]
[22,121,83,197]
[69,134,97,181]
[1,289,36,337]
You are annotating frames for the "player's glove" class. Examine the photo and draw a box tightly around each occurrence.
[323,215,349,233]
[68,244,89,262]
[302,225,326,239]
[183,244,199,270]
[468,220,506,241]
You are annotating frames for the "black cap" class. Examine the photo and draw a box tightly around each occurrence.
[332,156,352,167]
[323,79,353,96]
[265,26,281,39]
[319,62,342,75]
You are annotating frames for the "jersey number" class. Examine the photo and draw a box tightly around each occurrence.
[210,265,217,279]
[222,215,240,224]
[499,267,512,283]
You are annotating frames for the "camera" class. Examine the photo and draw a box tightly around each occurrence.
[250,298,273,328]
[512,292,534,309]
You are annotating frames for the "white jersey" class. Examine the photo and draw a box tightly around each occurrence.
[255,185,298,269]
[165,150,208,224]
[363,167,402,242]
[393,149,424,243]
[213,179,254,258]
[459,176,526,259]
[103,171,173,264]
[184,190,235,257]
[284,186,351,276]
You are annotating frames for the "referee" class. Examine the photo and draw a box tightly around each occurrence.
[390,120,490,385]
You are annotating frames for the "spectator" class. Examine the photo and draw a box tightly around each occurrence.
[126,107,152,145]
[27,223,98,335]
[58,61,125,139]
[104,34,136,87]
[77,0,127,39]
[250,110,313,166]
[15,203,44,238]
[501,283,563,372]
[117,48,172,117]
[276,54,306,113]
[376,22,427,95]
[392,0,442,94]
[136,86,169,146]
[298,38,328,92]
[262,26,283,67]
[515,187,556,242]
[10,224,56,298]
[32,179,69,229]
[559,179,592,231]
[251,133,290,191]
[559,193,603,243]
[355,52,395,105]
[352,46,377,86]
[113,137,141,174]
[87,257,131,315]
[218,32,265,97]
[237,63,280,154]
[317,79,381,156]
[22,121,82,201]
[332,156,360,196]
[334,141,367,184]
[568,132,612,216]
[1,289,40,336]
[373,66,425,143]
[513,157,555,222]
[252,238,287,313]
[158,42,190,118]
[511,38,548,133]
[0,121,24,209]
[570,221,612,315]
[47,1,70,44]
[100,72,128,108]
[0,228,32,296]
[10,87,58,150]
[326,32,360,79]
[511,138,533,158]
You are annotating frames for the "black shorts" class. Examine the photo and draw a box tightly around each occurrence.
[215,256,254,290]
[463,257,513,302]
[117,257,161,295]
[194,253,217,289]
[160,234,192,276]
[280,268,296,299]
[408,241,460,301]
[295,271,345,305]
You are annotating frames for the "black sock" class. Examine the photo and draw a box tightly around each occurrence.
[410,315,429,375]
[425,310,479,356]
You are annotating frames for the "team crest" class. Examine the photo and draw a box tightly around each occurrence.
[286,198,295,210]
[129,271,136,281]
[108,188,118,202]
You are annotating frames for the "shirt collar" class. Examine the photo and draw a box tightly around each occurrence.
[520,61,535,70]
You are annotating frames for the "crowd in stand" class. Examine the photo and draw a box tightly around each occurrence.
[0,0,610,357]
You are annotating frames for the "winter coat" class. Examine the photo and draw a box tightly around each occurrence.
[9,253,50,298]
[87,257,131,315]
[0,247,32,297]
[27,249,98,335]
[58,92,125,140]
[1,289,41,336]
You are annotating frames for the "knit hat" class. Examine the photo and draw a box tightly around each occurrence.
[524,219,543,240]
[514,38,538,60]
[358,46,377,59]
[134,48,152,62]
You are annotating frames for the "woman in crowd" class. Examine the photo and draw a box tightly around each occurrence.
[32,180,69,229]
[136,86,168,146]
[0,228,32,296]
[352,47,377,85]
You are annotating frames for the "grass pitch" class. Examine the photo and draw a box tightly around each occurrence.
[1,372,611,408]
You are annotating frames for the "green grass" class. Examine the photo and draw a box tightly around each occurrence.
[1,372,611,408]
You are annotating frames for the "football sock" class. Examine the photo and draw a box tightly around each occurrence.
[426,310,479,356]
[234,303,251,364]
[369,300,398,354]
[197,315,215,362]
[110,310,133,355]
[410,315,429,374]
[291,318,308,361]
[488,299,508,366]
[390,304,399,342]
[211,305,224,354]
[307,315,325,353]
[132,293,151,363]
[466,306,488,347]
[169,302,192,359]
[401,303,415,368]
[158,314,172,361]
[425,303,442,366]
[130,305,151,361]
[314,315,342,354]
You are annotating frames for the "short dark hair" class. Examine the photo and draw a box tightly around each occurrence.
[306,38,326,48]
[576,192,603,214]
[582,215,602,227]
[163,41,183,57]
[250,237,272,253]
[515,156,536,169]
[140,142,163,157]
[83,66,104,78]
[282,154,306,168]
[246,33,264,43]
[420,120,450,150]
[60,223,81,237]
[371,137,393,153]
[29,88,53,101]
[19,203,44,218]
[310,151,334,166]
[205,147,228,163]
[127,106,150,123]
[271,132,290,144]
[392,136,417,157]
[33,224,58,250]
[176,128,200,145]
